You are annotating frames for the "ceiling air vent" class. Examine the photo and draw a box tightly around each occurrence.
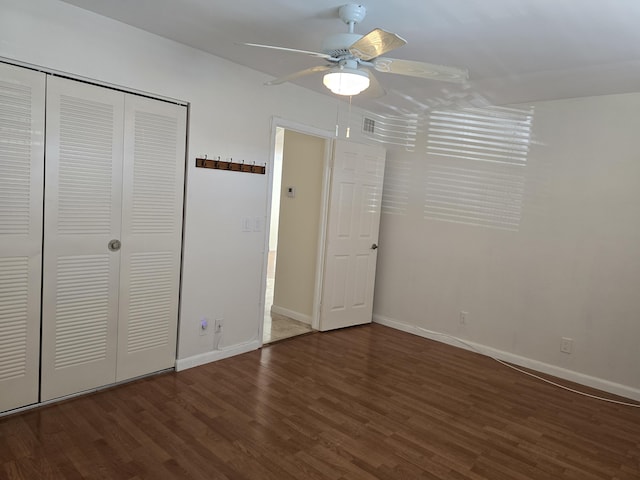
[363,117,375,134]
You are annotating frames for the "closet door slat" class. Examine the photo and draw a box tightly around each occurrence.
[41,76,124,402]
[116,95,186,381]
[0,63,45,412]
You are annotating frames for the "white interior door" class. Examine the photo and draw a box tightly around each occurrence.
[41,77,124,401]
[319,139,385,331]
[0,63,45,412]
[116,95,186,381]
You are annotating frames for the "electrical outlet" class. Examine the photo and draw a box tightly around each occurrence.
[199,318,209,336]
[560,337,573,354]
[459,311,468,325]
[214,319,224,334]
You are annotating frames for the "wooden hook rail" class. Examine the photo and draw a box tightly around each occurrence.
[196,157,266,175]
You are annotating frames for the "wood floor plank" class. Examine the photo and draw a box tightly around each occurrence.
[1,324,639,479]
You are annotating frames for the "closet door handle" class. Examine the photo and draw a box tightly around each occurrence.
[108,239,121,252]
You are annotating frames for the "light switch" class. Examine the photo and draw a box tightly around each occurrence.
[286,186,296,198]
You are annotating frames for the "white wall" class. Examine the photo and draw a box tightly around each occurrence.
[373,93,640,400]
[0,0,348,369]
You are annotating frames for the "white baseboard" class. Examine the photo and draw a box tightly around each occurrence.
[175,340,261,372]
[373,314,640,403]
[270,304,312,325]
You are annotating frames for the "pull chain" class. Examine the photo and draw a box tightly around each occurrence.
[346,95,352,138]
[335,97,340,137]
[335,96,354,139]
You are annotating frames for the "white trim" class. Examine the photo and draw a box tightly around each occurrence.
[270,305,312,325]
[373,314,640,403]
[312,136,333,331]
[270,117,335,140]
[175,340,261,371]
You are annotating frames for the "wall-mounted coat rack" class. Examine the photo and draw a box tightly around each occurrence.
[195,157,265,175]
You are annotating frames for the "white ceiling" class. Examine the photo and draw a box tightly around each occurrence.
[62,0,640,116]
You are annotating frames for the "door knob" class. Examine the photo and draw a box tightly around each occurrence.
[371,243,378,250]
[108,239,121,251]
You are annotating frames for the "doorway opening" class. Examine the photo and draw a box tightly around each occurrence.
[263,127,326,344]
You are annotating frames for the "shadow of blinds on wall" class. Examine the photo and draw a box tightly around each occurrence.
[361,113,419,152]
[424,106,534,231]
[381,156,411,216]
[361,112,419,217]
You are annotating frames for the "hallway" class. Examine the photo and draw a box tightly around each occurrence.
[263,250,312,344]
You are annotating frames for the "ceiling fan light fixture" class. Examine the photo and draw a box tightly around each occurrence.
[323,68,370,95]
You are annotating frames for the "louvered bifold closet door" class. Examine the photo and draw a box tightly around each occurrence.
[116,95,186,381]
[41,77,124,401]
[0,63,45,412]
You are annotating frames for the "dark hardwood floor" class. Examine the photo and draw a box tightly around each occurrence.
[1,324,639,479]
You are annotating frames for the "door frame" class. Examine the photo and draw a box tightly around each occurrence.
[258,117,333,344]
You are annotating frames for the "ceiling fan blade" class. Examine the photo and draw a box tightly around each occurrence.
[242,42,332,59]
[265,65,333,86]
[349,28,406,61]
[372,57,469,83]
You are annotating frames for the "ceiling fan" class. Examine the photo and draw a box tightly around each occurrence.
[244,3,469,97]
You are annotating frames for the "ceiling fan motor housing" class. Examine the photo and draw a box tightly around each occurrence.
[323,5,367,57]
[339,4,367,25]
[322,33,363,57]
